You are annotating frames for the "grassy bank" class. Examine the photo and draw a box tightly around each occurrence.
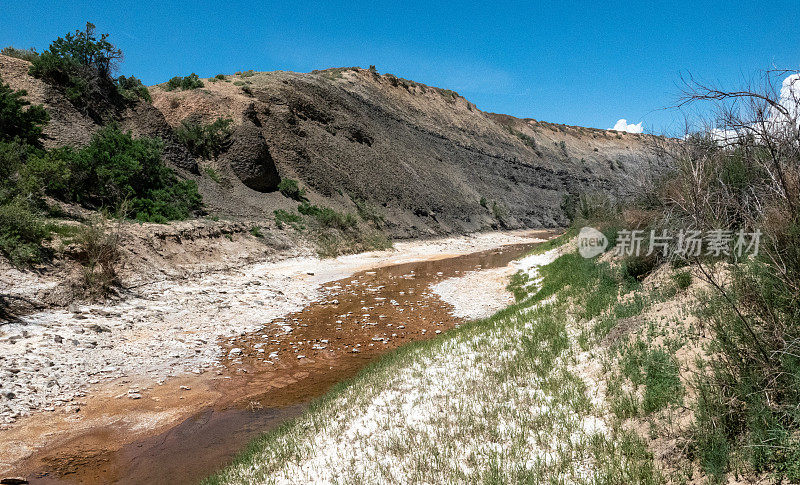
[204,235,685,484]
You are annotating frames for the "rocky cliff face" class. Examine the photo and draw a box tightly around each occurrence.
[2,57,668,238]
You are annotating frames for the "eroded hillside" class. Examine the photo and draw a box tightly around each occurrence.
[1,56,668,238]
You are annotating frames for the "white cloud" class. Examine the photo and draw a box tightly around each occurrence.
[610,119,643,133]
[773,73,800,124]
[712,73,800,144]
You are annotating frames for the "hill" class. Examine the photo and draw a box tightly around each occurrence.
[1,56,668,238]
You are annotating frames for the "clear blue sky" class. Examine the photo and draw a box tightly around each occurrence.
[2,1,798,135]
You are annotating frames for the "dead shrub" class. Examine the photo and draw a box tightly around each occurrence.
[76,216,120,298]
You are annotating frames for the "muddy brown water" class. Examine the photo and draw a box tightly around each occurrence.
[21,237,549,485]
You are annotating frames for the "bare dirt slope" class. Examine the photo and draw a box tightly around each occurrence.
[151,68,669,236]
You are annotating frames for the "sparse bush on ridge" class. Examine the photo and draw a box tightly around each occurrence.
[505,125,537,149]
[164,73,204,91]
[115,75,150,102]
[28,23,127,117]
[1,46,39,62]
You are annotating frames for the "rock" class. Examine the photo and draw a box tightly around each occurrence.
[128,393,142,400]
[229,348,243,355]
[88,324,111,333]
[221,121,280,192]
[53,335,63,344]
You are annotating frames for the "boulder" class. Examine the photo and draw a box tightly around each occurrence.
[221,122,280,192]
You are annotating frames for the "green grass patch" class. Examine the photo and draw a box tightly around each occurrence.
[273,209,303,230]
[616,339,683,416]
[204,166,222,183]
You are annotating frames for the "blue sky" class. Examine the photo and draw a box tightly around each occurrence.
[2,1,798,135]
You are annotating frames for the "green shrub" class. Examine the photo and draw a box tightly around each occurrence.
[249,226,263,238]
[215,73,226,80]
[0,199,48,265]
[491,201,508,224]
[562,192,617,224]
[479,196,488,208]
[1,46,39,62]
[278,178,306,201]
[176,117,232,159]
[672,271,692,290]
[0,140,28,189]
[40,22,122,76]
[17,148,71,197]
[115,75,151,102]
[58,126,202,221]
[28,23,123,114]
[0,75,50,146]
[438,88,459,100]
[506,126,537,149]
[164,73,204,91]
